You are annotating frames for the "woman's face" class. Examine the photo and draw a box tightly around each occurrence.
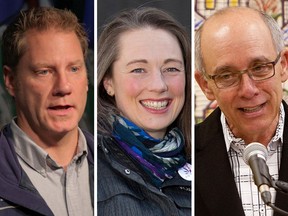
[104,27,185,139]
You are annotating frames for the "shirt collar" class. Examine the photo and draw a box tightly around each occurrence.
[10,118,88,176]
[221,103,285,154]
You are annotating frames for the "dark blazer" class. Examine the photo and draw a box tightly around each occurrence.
[195,102,288,216]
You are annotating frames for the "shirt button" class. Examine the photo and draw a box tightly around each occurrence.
[260,207,265,216]
[125,169,131,175]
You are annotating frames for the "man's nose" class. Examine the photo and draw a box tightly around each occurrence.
[237,73,259,98]
[52,72,72,96]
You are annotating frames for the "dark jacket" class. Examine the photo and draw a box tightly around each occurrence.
[195,102,288,216]
[0,124,94,216]
[97,133,191,216]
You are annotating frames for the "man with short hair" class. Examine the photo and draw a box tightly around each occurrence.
[195,7,288,216]
[0,7,93,216]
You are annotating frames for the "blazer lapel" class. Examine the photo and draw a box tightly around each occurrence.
[196,108,244,216]
[274,102,288,215]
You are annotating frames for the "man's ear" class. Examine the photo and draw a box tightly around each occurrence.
[103,77,115,96]
[280,49,288,83]
[195,70,216,101]
[3,65,16,97]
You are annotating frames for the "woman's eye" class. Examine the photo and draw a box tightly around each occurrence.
[165,67,180,72]
[131,68,144,73]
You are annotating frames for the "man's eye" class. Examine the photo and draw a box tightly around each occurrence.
[131,68,144,73]
[71,66,79,73]
[218,73,235,80]
[36,70,49,75]
[251,65,267,73]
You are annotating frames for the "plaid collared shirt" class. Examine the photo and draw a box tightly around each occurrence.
[221,104,284,216]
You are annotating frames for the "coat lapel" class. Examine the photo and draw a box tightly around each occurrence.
[274,102,288,215]
[196,108,244,216]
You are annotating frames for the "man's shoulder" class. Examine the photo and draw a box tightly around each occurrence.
[196,107,221,130]
[283,100,288,113]
[80,129,94,163]
[81,129,94,141]
[195,107,225,151]
[81,129,94,148]
[0,124,20,171]
[0,124,15,150]
[0,123,12,137]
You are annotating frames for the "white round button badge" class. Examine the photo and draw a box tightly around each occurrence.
[178,163,192,181]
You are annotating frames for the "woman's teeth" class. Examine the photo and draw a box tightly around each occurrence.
[141,100,168,110]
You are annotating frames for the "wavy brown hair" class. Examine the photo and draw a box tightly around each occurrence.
[98,7,191,158]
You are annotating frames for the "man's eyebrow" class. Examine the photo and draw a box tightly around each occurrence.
[30,63,53,69]
[249,57,272,65]
[213,65,234,75]
[213,56,272,74]
[31,60,85,68]
[67,60,85,66]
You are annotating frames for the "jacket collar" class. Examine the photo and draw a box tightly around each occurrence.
[0,124,94,215]
[196,102,288,216]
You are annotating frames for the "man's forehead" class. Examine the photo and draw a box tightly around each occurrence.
[202,9,262,33]
[201,11,271,49]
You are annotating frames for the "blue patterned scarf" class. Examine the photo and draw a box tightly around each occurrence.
[112,115,186,188]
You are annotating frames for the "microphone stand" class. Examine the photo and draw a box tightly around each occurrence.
[264,178,288,215]
[243,142,288,215]
[274,180,288,194]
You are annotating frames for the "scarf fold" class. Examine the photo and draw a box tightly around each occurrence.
[112,115,186,188]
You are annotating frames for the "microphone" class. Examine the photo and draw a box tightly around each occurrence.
[243,142,272,204]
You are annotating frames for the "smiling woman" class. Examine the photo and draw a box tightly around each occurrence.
[103,28,185,139]
[97,7,191,216]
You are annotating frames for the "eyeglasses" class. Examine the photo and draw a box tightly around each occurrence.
[204,53,281,89]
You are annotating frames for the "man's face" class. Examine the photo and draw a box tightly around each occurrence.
[5,29,88,139]
[196,12,288,143]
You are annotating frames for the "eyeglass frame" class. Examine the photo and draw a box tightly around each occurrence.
[204,52,282,89]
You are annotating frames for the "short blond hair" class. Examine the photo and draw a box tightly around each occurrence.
[2,7,89,68]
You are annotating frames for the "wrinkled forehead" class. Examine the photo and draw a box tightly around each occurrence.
[201,9,271,44]
[200,10,276,72]
[206,10,273,46]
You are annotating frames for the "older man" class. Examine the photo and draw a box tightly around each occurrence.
[195,7,288,216]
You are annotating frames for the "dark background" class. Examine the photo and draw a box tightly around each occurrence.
[0,0,94,133]
[97,0,191,36]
